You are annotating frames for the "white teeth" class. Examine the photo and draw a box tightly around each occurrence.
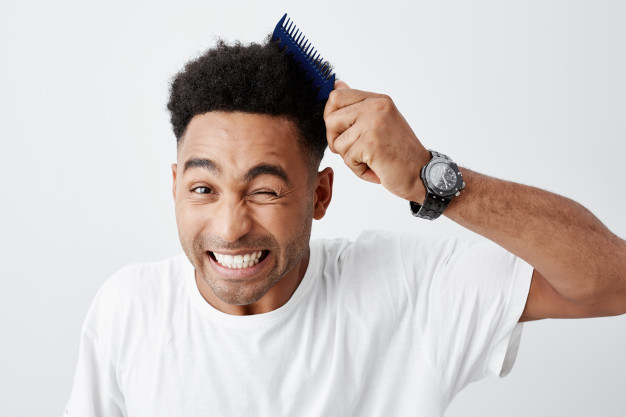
[213,250,263,269]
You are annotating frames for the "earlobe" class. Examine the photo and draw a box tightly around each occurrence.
[171,163,178,201]
[313,167,334,220]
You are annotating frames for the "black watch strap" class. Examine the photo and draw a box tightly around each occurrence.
[428,150,448,160]
[410,195,450,220]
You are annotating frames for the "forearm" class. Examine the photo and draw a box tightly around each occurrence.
[444,168,626,311]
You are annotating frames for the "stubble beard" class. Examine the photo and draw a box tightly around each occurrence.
[182,207,313,306]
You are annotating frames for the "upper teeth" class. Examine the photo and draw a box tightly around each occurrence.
[213,250,263,269]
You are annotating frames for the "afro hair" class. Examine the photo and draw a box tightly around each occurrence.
[167,37,330,166]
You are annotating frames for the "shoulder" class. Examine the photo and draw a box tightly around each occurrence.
[315,229,510,274]
[105,254,191,295]
[311,230,409,301]
[83,254,191,333]
[98,254,192,298]
[311,229,454,275]
[310,230,399,275]
[346,229,460,272]
[313,230,403,260]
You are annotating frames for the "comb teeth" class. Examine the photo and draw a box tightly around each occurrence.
[272,13,335,101]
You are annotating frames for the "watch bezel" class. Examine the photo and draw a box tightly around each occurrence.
[421,157,464,198]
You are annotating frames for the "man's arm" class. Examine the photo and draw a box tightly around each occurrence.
[445,168,626,320]
[323,82,626,320]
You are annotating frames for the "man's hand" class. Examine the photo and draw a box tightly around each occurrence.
[324,81,431,203]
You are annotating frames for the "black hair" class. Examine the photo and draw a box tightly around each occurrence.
[167,37,329,167]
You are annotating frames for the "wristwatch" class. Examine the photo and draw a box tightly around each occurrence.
[410,150,465,220]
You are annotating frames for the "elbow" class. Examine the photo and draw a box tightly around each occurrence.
[586,238,626,317]
[569,273,626,318]
[602,239,626,316]
[584,274,626,318]
[598,283,626,317]
[549,236,626,318]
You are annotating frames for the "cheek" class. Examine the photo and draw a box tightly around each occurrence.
[175,203,209,240]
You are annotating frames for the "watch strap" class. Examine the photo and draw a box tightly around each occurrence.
[428,150,449,160]
[409,193,451,220]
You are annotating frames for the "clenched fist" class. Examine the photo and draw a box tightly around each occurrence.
[323,81,432,203]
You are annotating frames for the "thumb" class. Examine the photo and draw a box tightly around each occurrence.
[334,80,350,90]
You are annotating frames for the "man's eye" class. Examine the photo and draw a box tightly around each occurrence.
[192,186,213,194]
[254,190,279,196]
[248,190,280,202]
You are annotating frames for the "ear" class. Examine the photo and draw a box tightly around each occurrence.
[313,167,333,220]
[171,163,178,201]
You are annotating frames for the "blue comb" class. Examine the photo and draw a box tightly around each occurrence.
[272,13,335,101]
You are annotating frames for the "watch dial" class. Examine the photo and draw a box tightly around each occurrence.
[429,163,457,191]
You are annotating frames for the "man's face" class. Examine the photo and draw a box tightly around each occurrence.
[172,111,331,314]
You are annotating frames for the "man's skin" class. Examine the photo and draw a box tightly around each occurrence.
[172,80,626,320]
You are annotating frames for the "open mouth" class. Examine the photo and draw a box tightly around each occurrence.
[208,250,270,269]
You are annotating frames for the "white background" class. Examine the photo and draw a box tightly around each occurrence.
[1,0,625,416]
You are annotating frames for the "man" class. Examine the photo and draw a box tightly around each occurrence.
[65,39,626,416]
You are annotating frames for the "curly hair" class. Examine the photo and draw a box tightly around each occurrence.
[167,37,329,167]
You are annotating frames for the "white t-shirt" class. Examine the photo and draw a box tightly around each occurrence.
[64,230,533,417]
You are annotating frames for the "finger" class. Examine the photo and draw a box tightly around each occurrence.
[343,142,381,184]
[330,122,362,157]
[324,99,369,151]
[324,88,383,119]
[334,80,350,90]
[358,167,382,184]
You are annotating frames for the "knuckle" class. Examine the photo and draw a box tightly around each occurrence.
[323,112,336,128]
[344,145,358,165]
[327,89,340,107]
[374,95,394,113]
[360,129,375,147]
[362,134,379,158]
[327,140,337,153]
[370,111,387,128]
[335,133,350,155]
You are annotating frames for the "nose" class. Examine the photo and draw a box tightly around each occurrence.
[210,197,253,244]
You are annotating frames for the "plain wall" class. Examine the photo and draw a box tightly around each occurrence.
[1,0,625,415]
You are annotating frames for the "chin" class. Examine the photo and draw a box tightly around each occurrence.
[205,272,278,306]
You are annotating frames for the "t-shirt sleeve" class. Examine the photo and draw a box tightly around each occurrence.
[399,232,533,398]
[64,276,127,417]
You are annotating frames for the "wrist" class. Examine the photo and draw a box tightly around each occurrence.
[405,148,431,202]
[406,175,427,203]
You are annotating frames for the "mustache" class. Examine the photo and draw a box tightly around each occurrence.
[194,234,277,251]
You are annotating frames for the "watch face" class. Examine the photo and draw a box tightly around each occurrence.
[429,162,457,192]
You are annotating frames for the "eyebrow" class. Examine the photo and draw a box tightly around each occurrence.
[244,163,290,185]
[182,158,290,185]
[184,158,221,174]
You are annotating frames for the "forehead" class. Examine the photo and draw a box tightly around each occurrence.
[178,112,307,173]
